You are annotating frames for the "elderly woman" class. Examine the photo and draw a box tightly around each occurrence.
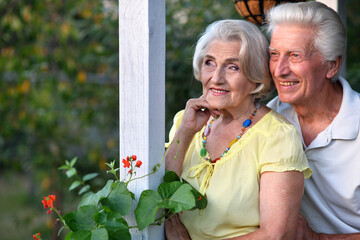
[165,19,311,240]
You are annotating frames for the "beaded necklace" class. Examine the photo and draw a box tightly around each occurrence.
[200,102,261,163]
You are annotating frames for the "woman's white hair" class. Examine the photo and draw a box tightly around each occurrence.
[193,19,273,101]
[265,1,346,82]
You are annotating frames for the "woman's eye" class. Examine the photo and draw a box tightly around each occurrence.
[204,59,215,67]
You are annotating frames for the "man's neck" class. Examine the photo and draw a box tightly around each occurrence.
[293,81,343,146]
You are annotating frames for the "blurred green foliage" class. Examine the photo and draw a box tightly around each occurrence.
[0,0,119,173]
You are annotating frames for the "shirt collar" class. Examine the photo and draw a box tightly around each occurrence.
[330,77,360,140]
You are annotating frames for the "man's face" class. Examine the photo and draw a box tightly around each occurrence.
[269,24,330,106]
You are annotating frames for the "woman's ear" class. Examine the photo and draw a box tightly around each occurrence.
[326,56,342,79]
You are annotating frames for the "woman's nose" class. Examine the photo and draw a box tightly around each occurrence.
[211,67,225,84]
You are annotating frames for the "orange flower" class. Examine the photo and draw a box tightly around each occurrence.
[122,159,130,168]
[132,155,137,160]
[41,195,56,209]
[135,160,142,168]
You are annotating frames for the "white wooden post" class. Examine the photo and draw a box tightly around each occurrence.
[119,1,165,239]
[316,0,347,77]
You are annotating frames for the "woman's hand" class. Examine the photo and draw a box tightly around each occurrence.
[165,96,220,177]
[179,96,221,136]
[165,214,191,240]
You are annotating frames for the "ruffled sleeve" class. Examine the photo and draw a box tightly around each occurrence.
[258,117,312,179]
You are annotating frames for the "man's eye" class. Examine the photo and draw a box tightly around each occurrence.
[290,53,303,63]
[270,52,279,60]
[229,65,239,71]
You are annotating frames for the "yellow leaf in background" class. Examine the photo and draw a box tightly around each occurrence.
[60,22,70,37]
[41,177,51,191]
[21,6,32,22]
[7,87,16,96]
[107,139,115,149]
[90,150,99,163]
[18,79,31,94]
[58,81,68,91]
[77,71,87,83]
[99,157,107,171]
[94,13,102,24]
[19,110,27,120]
[81,8,92,19]
[46,218,54,229]
[1,46,14,57]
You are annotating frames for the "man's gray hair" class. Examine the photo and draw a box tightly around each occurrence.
[264,1,346,82]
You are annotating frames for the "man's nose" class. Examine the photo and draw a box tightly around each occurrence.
[273,56,291,78]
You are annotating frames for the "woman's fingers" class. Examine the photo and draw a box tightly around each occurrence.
[185,97,220,117]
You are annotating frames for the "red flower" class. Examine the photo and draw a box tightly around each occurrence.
[47,209,52,214]
[198,196,202,201]
[132,155,137,160]
[42,195,56,209]
[122,159,130,168]
[126,156,130,161]
[135,160,142,168]
[128,169,132,174]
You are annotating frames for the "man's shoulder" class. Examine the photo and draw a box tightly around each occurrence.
[266,97,293,113]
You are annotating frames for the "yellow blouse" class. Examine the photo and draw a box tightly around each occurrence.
[167,110,311,240]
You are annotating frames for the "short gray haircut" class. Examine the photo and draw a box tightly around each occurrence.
[193,19,273,101]
[265,1,346,82]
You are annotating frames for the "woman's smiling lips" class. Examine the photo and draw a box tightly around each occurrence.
[210,88,229,95]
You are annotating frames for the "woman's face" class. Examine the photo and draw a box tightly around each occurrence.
[201,40,256,112]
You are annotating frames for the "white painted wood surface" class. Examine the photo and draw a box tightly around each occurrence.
[119,1,165,239]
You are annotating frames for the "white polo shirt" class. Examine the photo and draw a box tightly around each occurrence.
[267,77,360,234]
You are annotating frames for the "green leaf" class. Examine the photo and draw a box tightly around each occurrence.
[83,173,99,182]
[191,189,207,210]
[91,228,108,240]
[63,205,98,231]
[94,209,107,224]
[59,165,69,170]
[66,168,77,178]
[157,181,182,199]
[78,180,114,208]
[65,232,72,240]
[104,217,130,240]
[69,180,82,191]
[70,230,92,240]
[100,181,132,216]
[70,157,77,167]
[163,170,180,183]
[158,184,196,213]
[135,190,162,230]
[78,185,90,195]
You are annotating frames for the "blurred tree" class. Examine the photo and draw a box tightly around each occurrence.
[0,0,118,239]
[346,0,360,90]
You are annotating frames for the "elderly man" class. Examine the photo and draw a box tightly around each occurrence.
[266,2,360,239]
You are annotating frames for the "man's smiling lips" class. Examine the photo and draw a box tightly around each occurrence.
[279,81,299,86]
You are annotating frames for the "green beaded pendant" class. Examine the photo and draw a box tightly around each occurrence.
[200,147,207,157]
